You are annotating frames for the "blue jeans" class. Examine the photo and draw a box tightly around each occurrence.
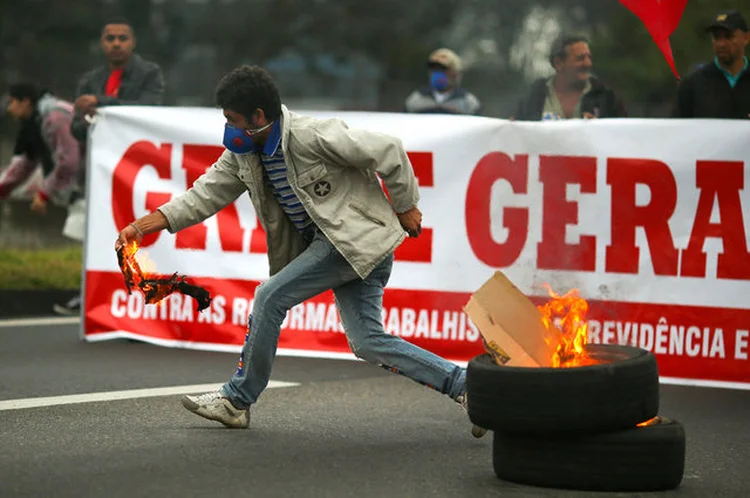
[221,228,466,408]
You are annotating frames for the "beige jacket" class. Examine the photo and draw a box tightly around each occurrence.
[158,105,420,279]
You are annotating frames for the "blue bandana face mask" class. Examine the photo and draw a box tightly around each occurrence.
[222,122,273,154]
[429,70,450,92]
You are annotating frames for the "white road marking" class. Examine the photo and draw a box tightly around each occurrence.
[659,376,750,391]
[0,381,299,411]
[0,316,80,328]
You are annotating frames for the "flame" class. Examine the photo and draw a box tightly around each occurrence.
[116,239,213,312]
[134,248,158,276]
[537,284,595,368]
[636,416,660,427]
[118,240,162,300]
[122,241,157,279]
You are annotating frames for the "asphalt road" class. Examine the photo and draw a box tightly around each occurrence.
[1,319,749,498]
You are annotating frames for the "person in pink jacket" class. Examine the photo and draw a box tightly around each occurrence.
[1,82,81,213]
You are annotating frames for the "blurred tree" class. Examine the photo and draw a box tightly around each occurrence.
[184,0,465,109]
[0,0,103,99]
[4,0,735,121]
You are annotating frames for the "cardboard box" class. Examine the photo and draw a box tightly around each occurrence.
[463,271,563,367]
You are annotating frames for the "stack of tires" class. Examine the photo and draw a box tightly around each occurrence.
[466,344,685,492]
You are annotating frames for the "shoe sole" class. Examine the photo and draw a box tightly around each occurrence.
[180,395,249,429]
[52,305,78,316]
[472,426,488,438]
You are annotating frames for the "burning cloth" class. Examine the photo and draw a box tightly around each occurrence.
[116,243,212,312]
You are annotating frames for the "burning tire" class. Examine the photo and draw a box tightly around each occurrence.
[491,416,685,492]
[466,344,659,435]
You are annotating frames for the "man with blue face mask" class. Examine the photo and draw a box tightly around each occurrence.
[115,65,487,438]
[404,48,482,115]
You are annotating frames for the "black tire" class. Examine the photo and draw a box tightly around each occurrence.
[492,416,686,492]
[466,344,659,435]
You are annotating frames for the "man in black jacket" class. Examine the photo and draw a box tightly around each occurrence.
[70,17,165,142]
[514,34,626,121]
[673,10,750,119]
[54,16,166,316]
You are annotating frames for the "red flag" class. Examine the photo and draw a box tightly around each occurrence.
[618,0,688,78]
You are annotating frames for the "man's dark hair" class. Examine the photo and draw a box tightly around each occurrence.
[549,34,589,67]
[102,16,134,34]
[8,82,42,103]
[215,65,282,122]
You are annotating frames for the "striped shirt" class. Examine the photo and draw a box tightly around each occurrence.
[259,121,313,232]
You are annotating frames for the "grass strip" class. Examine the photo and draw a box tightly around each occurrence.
[0,246,82,290]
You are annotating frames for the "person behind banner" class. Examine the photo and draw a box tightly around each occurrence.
[404,48,482,115]
[513,34,627,121]
[55,16,166,316]
[673,10,750,119]
[1,82,80,214]
[70,16,166,142]
[115,64,487,438]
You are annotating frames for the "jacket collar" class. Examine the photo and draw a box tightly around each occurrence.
[538,75,606,92]
[123,53,140,74]
[97,53,143,77]
[280,104,292,153]
[35,93,72,118]
[36,93,57,116]
[262,119,282,156]
[712,56,749,76]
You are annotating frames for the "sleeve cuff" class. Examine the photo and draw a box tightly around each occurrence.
[157,206,178,233]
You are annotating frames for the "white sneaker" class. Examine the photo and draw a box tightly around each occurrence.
[53,295,82,316]
[181,391,250,428]
[456,393,488,438]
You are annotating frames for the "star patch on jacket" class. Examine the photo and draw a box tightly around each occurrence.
[313,181,331,197]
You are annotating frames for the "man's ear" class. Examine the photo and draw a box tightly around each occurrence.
[552,56,563,73]
[253,108,268,125]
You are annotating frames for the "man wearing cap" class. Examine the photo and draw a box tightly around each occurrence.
[513,34,626,121]
[673,10,750,119]
[404,48,481,115]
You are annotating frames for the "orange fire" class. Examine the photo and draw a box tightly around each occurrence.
[116,239,213,312]
[120,243,166,307]
[636,416,660,427]
[537,284,596,368]
[118,241,152,285]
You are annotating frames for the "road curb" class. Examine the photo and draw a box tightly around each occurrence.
[0,289,79,318]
